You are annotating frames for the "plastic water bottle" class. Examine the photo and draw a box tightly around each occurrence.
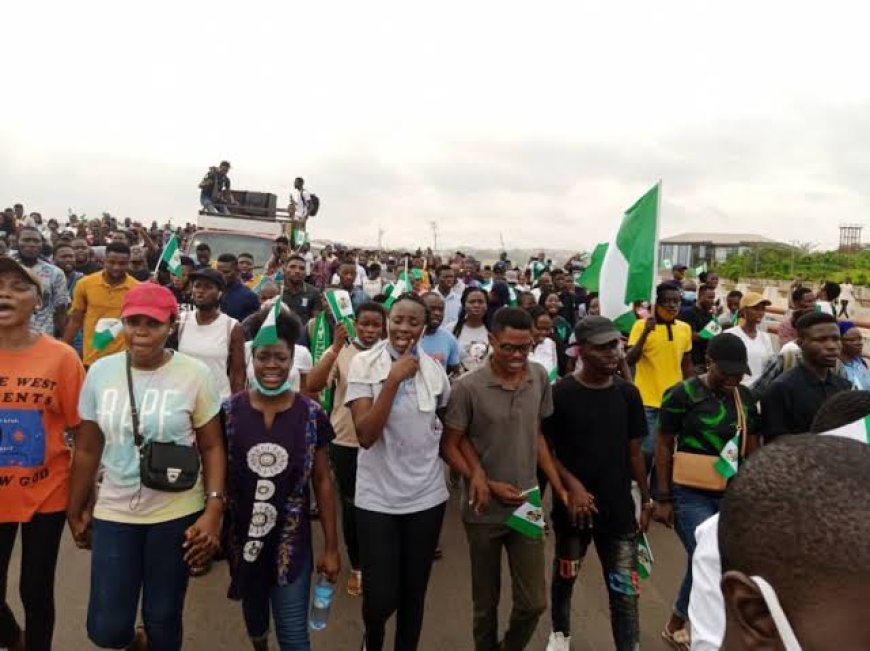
[308,574,334,630]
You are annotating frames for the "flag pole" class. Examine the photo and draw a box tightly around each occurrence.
[653,179,662,304]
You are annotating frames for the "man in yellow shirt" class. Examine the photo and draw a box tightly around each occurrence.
[625,282,693,468]
[62,241,138,367]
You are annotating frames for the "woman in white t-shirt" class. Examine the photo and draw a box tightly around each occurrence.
[452,287,490,374]
[346,295,450,651]
[726,293,775,386]
[527,305,559,382]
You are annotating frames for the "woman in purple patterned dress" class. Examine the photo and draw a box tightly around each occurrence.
[223,310,339,651]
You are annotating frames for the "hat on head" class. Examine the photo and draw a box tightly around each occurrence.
[707,332,751,376]
[0,257,42,292]
[121,283,179,323]
[673,264,688,271]
[739,292,771,309]
[189,267,226,290]
[574,316,621,346]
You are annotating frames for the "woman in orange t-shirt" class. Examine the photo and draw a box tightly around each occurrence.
[0,258,85,651]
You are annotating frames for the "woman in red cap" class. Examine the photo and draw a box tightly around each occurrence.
[68,282,227,651]
[0,258,85,651]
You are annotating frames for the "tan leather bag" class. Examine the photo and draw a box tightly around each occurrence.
[672,388,746,492]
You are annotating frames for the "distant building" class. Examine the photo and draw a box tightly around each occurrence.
[659,232,786,268]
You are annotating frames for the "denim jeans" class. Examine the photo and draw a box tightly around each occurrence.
[200,194,230,215]
[551,525,640,651]
[242,551,312,651]
[672,485,722,620]
[87,512,200,651]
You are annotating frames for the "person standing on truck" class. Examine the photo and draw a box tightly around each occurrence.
[199,160,232,214]
[289,177,312,247]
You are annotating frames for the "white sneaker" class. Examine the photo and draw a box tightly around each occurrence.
[546,631,571,651]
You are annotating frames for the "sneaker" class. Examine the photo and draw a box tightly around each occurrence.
[546,631,571,651]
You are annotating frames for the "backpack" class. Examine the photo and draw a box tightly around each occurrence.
[307,193,320,217]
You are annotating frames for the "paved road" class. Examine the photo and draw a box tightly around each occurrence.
[6,491,689,650]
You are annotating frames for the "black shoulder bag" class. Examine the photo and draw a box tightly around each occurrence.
[127,352,201,492]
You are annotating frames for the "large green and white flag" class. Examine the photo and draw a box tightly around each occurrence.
[157,235,183,277]
[505,487,544,539]
[714,431,740,479]
[599,184,660,332]
[699,318,723,340]
[252,299,282,348]
[579,242,608,292]
[92,318,123,351]
[325,289,357,339]
[821,415,870,444]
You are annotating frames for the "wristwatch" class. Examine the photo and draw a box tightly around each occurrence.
[205,491,226,503]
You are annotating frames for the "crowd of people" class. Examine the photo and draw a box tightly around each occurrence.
[0,205,868,651]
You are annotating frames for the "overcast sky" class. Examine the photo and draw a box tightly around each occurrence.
[2,1,868,251]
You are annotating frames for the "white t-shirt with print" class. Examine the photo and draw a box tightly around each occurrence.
[457,324,490,374]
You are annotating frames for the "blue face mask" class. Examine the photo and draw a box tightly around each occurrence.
[252,377,292,397]
[682,291,697,302]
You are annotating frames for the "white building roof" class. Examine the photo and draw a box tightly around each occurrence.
[660,232,781,246]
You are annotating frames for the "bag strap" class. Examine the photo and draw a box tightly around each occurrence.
[126,352,143,448]
[733,387,748,458]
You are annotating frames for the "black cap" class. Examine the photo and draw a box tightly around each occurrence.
[189,267,225,290]
[673,264,688,271]
[574,316,621,345]
[707,333,751,376]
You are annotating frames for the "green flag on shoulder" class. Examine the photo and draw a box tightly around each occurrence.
[598,183,660,332]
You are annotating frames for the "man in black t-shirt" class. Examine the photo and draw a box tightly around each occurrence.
[542,316,651,651]
[679,283,717,374]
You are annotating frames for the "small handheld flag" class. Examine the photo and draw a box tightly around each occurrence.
[92,318,123,351]
[714,431,741,479]
[821,415,870,444]
[156,235,183,278]
[325,289,357,339]
[311,311,334,412]
[699,318,723,340]
[636,532,654,580]
[505,487,544,539]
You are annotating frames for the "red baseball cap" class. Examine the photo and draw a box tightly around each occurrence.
[121,283,179,323]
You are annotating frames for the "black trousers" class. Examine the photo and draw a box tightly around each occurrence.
[356,502,445,651]
[330,443,361,569]
[0,511,66,651]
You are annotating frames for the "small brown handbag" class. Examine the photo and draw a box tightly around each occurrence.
[672,388,747,492]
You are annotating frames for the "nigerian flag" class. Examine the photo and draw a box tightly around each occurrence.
[699,318,722,340]
[637,533,654,580]
[253,299,281,348]
[714,431,741,479]
[383,272,409,308]
[579,242,608,292]
[505,487,544,539]
[325,289,357,339]
[92,318,123,351]
[821,415,870,444]
[599,183,660,332]
[157,235,183,277]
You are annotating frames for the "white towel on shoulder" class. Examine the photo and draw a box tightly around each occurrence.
[347,339,445,412]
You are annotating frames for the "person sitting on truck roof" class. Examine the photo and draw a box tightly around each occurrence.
[199,160,232,215]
